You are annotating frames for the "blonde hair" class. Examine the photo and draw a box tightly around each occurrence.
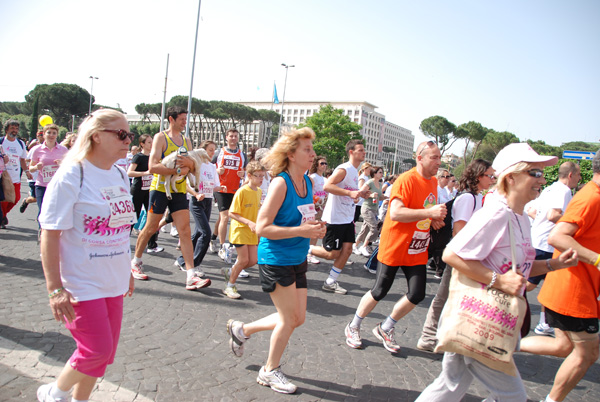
[496,162,529,196]
[61,109,127,166]
[262,127,315,176]
[60,132,77,149]
[246,160,266,176]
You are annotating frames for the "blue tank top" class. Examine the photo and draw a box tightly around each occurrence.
[258,172,313,266]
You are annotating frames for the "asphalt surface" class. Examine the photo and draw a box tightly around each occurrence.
[1,180,599,401]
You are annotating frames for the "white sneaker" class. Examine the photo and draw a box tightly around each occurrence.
[170,226,179,237]
[238,269,250,278]
[160,225,169,233]
[534,322,555,336]
[218,244,233,264]
[307,253,320,264]
[131,260,148,280]
[37,383,68,402]
[352,244,361,255]
[359,246,371,258]
[208,238,219,254]
[322,281,347,294]
[257,366,297,394]
[147,246,164,253]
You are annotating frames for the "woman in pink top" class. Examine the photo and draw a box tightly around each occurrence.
[29,124,69,218]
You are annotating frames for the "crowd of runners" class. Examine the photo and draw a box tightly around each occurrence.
[1,109,599,402]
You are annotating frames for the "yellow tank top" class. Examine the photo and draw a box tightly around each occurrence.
[150,132,189,193]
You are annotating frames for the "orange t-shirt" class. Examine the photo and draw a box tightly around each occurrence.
[538,181,600,319]
[378,167,438,267]
[215,147,246,194]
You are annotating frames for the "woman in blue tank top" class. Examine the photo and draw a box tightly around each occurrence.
[225,128,326,394]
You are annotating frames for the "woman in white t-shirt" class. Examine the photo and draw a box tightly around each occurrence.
[307,155,328,263]
[417,143,577,402]
[37,109,136,402]
[417,159,495,352]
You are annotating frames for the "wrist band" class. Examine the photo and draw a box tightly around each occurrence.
[546,259,554,272]
[487,272,497,289]
[594,254,600,267]
[48,288,64,298]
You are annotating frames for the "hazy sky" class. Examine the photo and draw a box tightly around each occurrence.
[1,0,598,151]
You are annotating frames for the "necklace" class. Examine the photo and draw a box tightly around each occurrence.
[511,211,524,239]
[287,171,306,197]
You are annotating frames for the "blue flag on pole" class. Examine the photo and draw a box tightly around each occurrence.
[273,83,279,104]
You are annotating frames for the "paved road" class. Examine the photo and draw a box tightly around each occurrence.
[1,182,599,401]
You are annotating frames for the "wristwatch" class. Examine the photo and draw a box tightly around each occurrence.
[176,167,182,175]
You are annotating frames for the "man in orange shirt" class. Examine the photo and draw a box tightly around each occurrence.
[344,140,447,353]
[520,150,600,402]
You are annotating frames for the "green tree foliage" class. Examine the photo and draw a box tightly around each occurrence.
[455,121,488,163]
[257,109,280,148]
[419,115,457,156]
[25,83,90,127]
[527,140,562,158]
[560,141,599,152]
[0,113,32,139]
[0,101,30,115]
[298,104,363,167]
[543,159,593,188]
[29,95,39,140]
[474,130,520,162]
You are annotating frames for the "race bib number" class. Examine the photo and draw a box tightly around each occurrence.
[100,186,136,228]
[201,181,214,196]
[223,155,241,170]
[141,174,153,191]
[297,203,316,224]
[41,165,59,183]
[408,231,430,255]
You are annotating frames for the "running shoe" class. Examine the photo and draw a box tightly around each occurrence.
[208,238,219,254]
[416,338,436,353]
[238,269,250,278]
[534,322,555,336]
[37,383,68,402]
[19,200,28,213]
[345,323,362,349]
[257,366,297,394]
[223,286,241,299]
[218,244,233,264]
[306,253,320,264]
[160,225,169,233]
[352,244,361,255]
[147,246,164,253]
[174,259,186,271]
[131,260,148,280]
[372,323,401,353]
[322,281,347,295]
[226,319,246,357]
[194,268,205,278]
[363,263,376,274]
[170,226,179,237]
[185,275,211,290]
[221,267,231,283]
[359,246,371,258]
[345,260,353,266]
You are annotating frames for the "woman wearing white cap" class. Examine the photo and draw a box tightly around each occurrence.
[416,143,578,402]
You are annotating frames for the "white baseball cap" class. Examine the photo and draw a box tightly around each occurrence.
[492,143,558,176]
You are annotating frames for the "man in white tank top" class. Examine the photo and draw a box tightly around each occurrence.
[309,140,370,294]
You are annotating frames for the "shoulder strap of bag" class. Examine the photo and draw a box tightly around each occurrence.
[507,216,518,273]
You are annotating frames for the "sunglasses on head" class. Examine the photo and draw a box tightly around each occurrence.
[104,129,134,142]
[527,169,544,178]
[418,140,436,156]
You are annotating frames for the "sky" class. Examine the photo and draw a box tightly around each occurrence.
[1,0,599,152]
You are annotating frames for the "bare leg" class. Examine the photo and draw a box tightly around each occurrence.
[310,246,340,261]
[229,245,249,284]
[356,290,380,319]
[134,212,162,259]
[265,285,307,372]
[390,295,416,322]
[332,242,353,269]
[548,335,599,401]
[520,328,573,357]
[55,364,97,401]
[217,210,229,245]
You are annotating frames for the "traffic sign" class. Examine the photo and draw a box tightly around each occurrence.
[562,150,596,160]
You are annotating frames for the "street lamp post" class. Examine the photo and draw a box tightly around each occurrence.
[278,63,295,135]
[88,76,98,115]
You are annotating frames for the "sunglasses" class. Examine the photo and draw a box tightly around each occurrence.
[104,129,134,142]
[527,169,544,178]
[483,174,496,180]
[440,175,451,179]
[319,162,328,166]
[418,140,436,156]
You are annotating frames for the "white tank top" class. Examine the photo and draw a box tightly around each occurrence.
[322,161,359,224]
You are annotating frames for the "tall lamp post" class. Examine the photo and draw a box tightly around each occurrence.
[278,63,294,135]
[88,76,99,115]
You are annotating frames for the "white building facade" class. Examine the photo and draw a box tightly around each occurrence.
[238,101,414,173]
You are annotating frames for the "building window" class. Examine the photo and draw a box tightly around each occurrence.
[294,109,298,115]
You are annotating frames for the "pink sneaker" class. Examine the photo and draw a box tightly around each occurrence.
[186,275,211,290]
[131,260,148,280]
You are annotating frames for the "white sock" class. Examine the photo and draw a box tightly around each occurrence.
[350,313,364,329]
[308,245,315,254]
[72,398,88,402]
[49,382,70,399]
[326,266,342,285]
[186,269,195,279]
[132,256,142,264]
[237,324,249,340]
[381,315,397,332]
[227,282,235,288]
[545,396,557,402]
[540,310,546,325]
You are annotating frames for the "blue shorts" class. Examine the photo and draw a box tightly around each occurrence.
[148,191,188,215]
